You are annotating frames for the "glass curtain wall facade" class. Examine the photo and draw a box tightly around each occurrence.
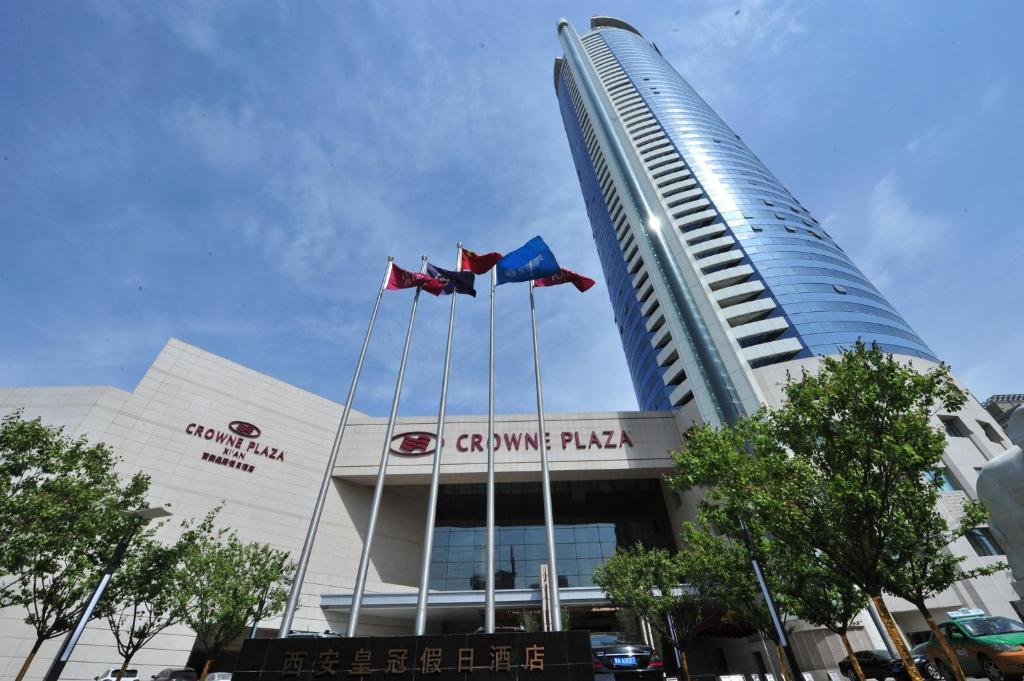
[554,17,936,413]
[428,479,675,592]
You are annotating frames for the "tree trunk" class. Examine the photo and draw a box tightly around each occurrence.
[920,608,966,681]
[871,595,924,681]
[776,644,793,681]
[680,649,692,681]
[199,659,214,681]
[14,637,45,681]
[840,631,867,681]
[117,655,135,681]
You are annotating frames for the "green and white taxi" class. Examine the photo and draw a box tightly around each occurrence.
[926,608,1024,681]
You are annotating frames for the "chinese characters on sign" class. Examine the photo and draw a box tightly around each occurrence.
[318,650,340,676]
[237,631,590,680]
[201,451,255,473]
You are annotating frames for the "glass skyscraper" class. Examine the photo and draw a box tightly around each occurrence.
[554,17,936,417]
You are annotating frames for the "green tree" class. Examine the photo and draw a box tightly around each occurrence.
[595,545,707,681]
[670,342,987,681]
[105,511,219,676]
[181,529,293,679]
[594,526,773,681]
[682,522,798,681]
[776,542,871,681]
[882,488,1003,681]
[668,422,868,681]
[0,411,151,681]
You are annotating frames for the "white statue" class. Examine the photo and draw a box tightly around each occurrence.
[976,405,1024,598]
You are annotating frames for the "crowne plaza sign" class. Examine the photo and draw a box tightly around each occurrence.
[185,420,288,475]
[389,429,634,456]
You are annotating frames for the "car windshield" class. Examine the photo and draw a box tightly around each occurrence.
[960,617,1024,636]
[856,650,890,659]
[591,633,639,646]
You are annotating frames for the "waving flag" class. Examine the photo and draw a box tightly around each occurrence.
[534,268,596,293]
[461,248,503,275]
[427,263,476,297]
[386,263,444,296]
[496,236,561,285]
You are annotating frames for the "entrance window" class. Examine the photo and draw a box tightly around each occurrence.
[429,479,675,591]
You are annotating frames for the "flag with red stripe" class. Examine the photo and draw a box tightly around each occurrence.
[533,268,595,292]
[386,263,444,296]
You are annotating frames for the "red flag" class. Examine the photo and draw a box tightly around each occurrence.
[533,268,596,292]
[461,248,503,274]
[386,263,444,296]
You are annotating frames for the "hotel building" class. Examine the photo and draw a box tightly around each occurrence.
[552,7,1019,671]
[0,14,1018,681]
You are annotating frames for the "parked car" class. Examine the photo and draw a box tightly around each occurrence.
[590,631,664,680]
[95,669,139,681]
[205,674,232,681]
[839,649,909,681]
[473,625,527,634]
[151,670,198,681]
[910,643,943,681]
[287,629,343,638]
[925,611,1024,681]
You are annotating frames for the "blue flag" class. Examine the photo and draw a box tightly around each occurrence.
[495,236,561,285]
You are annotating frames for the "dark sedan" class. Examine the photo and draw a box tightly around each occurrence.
[591,632,664,680]
[839,649,909,681]
[910,642,942,681]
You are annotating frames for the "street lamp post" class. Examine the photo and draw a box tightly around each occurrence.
[42,505,173,681]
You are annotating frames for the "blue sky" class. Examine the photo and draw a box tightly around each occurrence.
[2,1,1023,418]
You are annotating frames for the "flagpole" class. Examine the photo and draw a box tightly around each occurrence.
[529,280,561,631]
[485,266,497,633]
[277,256,393,638]
[414,244,462,635]
[346,255,428,638]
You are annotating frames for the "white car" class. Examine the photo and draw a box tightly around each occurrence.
[96,670,139,681]
[206,675,232,681]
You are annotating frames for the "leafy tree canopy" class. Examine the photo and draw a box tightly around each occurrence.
[1,410,151,681]
[181,527,293,668]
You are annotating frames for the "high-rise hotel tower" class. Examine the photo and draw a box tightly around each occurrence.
[554,16,1022,649]
[554,17,937,419]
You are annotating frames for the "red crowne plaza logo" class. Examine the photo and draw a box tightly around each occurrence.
[228,421,262,439]
[389,431,437,456]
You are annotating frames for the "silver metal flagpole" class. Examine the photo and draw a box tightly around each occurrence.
[485,266,497,633]
[528,280,562,631]
[414,244,462,635]
[346,255,429,637]
[278,256,393,638]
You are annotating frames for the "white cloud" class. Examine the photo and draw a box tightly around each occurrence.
[658,0,809,110]
[981,78,1008,113]
[841,172,950,289]
[905,124,939,154]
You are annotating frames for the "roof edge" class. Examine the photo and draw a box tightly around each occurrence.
[590,15,643,37]
[553,56,565,92]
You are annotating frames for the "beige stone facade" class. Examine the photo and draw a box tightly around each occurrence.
[0,339,1018,681]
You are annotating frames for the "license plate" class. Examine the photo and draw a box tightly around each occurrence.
[613,656,637,667]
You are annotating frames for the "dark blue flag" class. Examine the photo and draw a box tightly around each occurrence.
[427,263,476,297]
[495,236,561,285]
